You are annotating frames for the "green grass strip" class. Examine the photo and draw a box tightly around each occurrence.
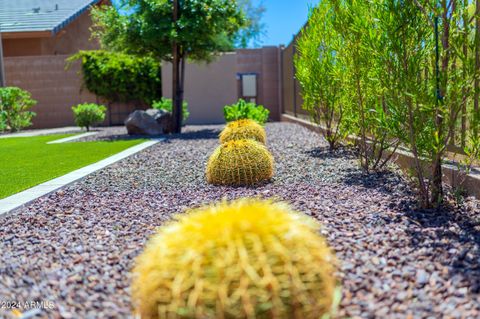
[0,134,145,199]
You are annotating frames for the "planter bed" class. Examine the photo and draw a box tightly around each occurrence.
[1,123,479,318]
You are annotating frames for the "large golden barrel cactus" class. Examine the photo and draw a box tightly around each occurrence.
[131,199,338,319]
[219,119,267,144]
[206,139,274,186]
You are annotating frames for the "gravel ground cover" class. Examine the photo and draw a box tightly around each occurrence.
[1,122,480,318]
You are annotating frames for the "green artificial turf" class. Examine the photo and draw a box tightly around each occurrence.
[0,134,145,199]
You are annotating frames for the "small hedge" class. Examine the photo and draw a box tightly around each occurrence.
[72,103,107,131]
[68,50,162,105]
[0,87,37,132]
[224,99,270,124]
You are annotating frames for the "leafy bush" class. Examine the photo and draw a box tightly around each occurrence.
[71,103,107,131]
[223,99,269,124]
[152,98,189,123]
[0,87,37,132]
[206,139,274,186]
[219,118,266,144]
[68,50,162,105]
[131,198,338,319]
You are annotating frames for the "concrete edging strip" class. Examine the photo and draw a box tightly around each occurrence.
[47,132,98,144]
[0,126,81,139]
[0,139,162,217]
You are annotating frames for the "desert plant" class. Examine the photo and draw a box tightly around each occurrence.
[295,3,346,150]
[224,99,270,124]
[206,139,274,186]
[0,87,37,132]
[219,118,266,144]
[131,198,338,319]
[152,98,189,123]
[71,103,107,131]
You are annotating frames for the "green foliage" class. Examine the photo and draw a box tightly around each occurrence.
[91,0,245,62]
[152,98,189,123]
[295,4,347,150]
[0,87,37,132]
[298,0,480,207]
[206,139,274,186]
[71,103,107,131]
[223,99,269,124]
[235,0,267,48]
[68,50,161,105]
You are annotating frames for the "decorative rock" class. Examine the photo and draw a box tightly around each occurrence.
[125,109,174,135]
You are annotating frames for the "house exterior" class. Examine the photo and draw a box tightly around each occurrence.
[0,0,131,128]
[1,0,107,57]
[0,0,284,128]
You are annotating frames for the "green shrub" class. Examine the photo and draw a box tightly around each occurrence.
[68,50,162,105]
[223,99,269,124]
[71,103,107,131]
[0,87,37,132]
[152,98,189,123]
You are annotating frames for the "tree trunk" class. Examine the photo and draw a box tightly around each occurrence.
[171,0,183,133]
[0,25,6,87]
[475,0,480,133]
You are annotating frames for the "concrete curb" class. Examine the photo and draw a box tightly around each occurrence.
[47,132,98,144]
[0,139,163,217]
[0,127,81,139]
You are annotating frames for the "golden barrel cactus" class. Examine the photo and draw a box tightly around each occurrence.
[219,119,267,144]
[131,199,338,319]
[206,139,274,186]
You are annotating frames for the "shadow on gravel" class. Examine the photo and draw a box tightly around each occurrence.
[306,145,356,160]
[403,204,480,294]
[165,129,220,141]
[341,170,413,197]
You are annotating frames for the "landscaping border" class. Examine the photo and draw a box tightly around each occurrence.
[0,139,162,217]
[47,132,98,144]
[281,113,480,199]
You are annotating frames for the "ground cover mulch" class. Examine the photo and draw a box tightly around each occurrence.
[1,123,480,318]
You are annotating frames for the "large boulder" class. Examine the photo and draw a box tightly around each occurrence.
[146,109,174,134]
[125,109,174,135]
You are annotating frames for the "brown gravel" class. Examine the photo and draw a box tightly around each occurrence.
[1,123,480,318]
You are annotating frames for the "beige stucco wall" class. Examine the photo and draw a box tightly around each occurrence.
[162,53,239,125]
[162,48,282,125]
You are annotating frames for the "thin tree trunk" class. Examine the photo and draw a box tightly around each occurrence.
[0,25,5,87]
[171,0,182,133]
[475,0,480,134]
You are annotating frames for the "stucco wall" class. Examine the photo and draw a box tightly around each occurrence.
[236,46,281,120]
[162,53,239,125]
[162,48,282,125]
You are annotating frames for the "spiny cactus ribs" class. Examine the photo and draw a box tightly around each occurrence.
[131,199,337,319]
[220,119,267,144]
[206,139,274,186]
